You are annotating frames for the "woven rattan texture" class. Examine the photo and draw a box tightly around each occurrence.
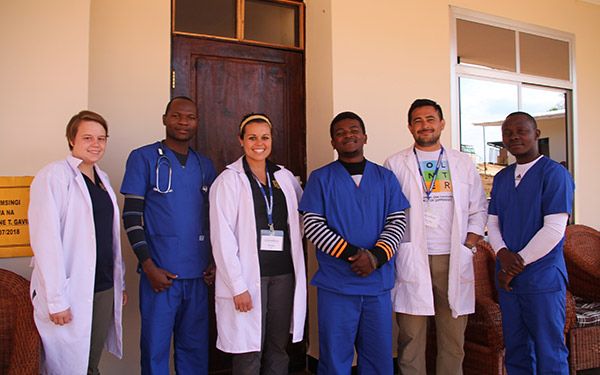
[0,269,40,375]
[564,224,600,301]
[563,224,600,375]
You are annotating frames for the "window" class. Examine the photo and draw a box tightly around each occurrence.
[451,7,574,197]
[173,0,304,49]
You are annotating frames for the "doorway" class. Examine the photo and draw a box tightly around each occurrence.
[171,33,306,374]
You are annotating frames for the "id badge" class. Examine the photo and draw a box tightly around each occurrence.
[424,210,440,228]
[260,229,284,251]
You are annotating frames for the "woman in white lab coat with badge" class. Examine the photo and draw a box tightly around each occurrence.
[28,111,126,375]
[209,114,306,375]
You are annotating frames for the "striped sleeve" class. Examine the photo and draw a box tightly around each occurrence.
[302,212,360,261]
[369,210,407,267]
[122,194,151,263]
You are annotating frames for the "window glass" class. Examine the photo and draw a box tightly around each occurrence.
[521,86,568,165]
[457,19,516,72]
[519,33,570,80]
[245,0,298,47]
[459,77,518,196]
[174,0,236,38]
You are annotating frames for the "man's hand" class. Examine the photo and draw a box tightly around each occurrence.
[497,268,514,292]
[233,291,253,312]
[497,248,525,276]
[49,308,72,325]
[123,290,128,306]
[203,263,216,286]
[142,259,178,293]
[349,251,375,277]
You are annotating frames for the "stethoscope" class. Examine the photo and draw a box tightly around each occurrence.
[154,143,208,195]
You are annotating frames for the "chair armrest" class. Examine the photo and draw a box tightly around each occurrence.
[467,296,505,352]
[565,290,577,333]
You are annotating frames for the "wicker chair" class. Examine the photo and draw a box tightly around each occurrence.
[0,269,41,375]
[425,241,506,374]
[463,240,506,375]
[462,241,576,375]
[563,224,600,375]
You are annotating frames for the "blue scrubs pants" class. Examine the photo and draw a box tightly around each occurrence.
[498,286,568,375]
[139,274,209,375]
[317,288,394,375]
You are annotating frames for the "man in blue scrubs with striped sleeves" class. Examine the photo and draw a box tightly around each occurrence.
[488,112,574,375]
[299,111,410,375]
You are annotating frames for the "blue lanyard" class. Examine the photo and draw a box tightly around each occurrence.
[413,146,444,201]
[245,159,275,232]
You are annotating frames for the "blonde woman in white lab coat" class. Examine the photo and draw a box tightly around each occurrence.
[29,111,126,375]
[209,114,306,375]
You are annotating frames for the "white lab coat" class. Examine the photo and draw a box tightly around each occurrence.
[29,154,125,375]
[384,147,487,318]
[209,157,307,353]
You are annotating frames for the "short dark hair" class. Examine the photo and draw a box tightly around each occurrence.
[504,111,538,129]
[330,111,366,139]
[408,99,444,124]
[239,113,273,138]
[65,110,108,150]
[165,96,197,115]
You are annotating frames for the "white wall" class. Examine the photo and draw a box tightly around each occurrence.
[87,0,171,372]
[0,0,91,176]
[0,0,91,283]
[304,0,335,360]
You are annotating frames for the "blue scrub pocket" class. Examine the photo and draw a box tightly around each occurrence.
[513,265,565,293]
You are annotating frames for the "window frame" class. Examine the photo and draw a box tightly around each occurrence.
[172,0,305,50]
[450,6,576,175]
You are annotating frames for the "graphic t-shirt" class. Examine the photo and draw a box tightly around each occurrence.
[415,148,454,255]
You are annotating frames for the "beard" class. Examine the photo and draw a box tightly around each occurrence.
[415,133,441,148]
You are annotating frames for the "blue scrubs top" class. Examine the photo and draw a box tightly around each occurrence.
[489,156,574,293]
[299,160,410,296]
[121,142,217,278]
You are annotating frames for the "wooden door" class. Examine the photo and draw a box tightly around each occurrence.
[172,35,306,181]
[172,34,306,374]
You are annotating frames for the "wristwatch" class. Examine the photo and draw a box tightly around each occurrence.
[464,243,477,254]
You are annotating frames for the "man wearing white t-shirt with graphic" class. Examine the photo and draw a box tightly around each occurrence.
[384,99,488,375]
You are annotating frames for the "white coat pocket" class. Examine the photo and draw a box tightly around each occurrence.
[395,242,420,283]
[459,245,475,283]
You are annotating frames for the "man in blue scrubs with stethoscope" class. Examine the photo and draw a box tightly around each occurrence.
[121,96,217,374]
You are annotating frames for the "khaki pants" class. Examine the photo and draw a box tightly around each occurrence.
[396,255,467,375]
[87,287,114,375]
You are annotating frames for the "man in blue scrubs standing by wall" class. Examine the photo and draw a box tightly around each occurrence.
[299,112,409,375]
[487,111,574,375]
[121,96,217,374]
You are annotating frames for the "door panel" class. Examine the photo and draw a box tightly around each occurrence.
[173,35,305,181]
[194,56,288,172]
